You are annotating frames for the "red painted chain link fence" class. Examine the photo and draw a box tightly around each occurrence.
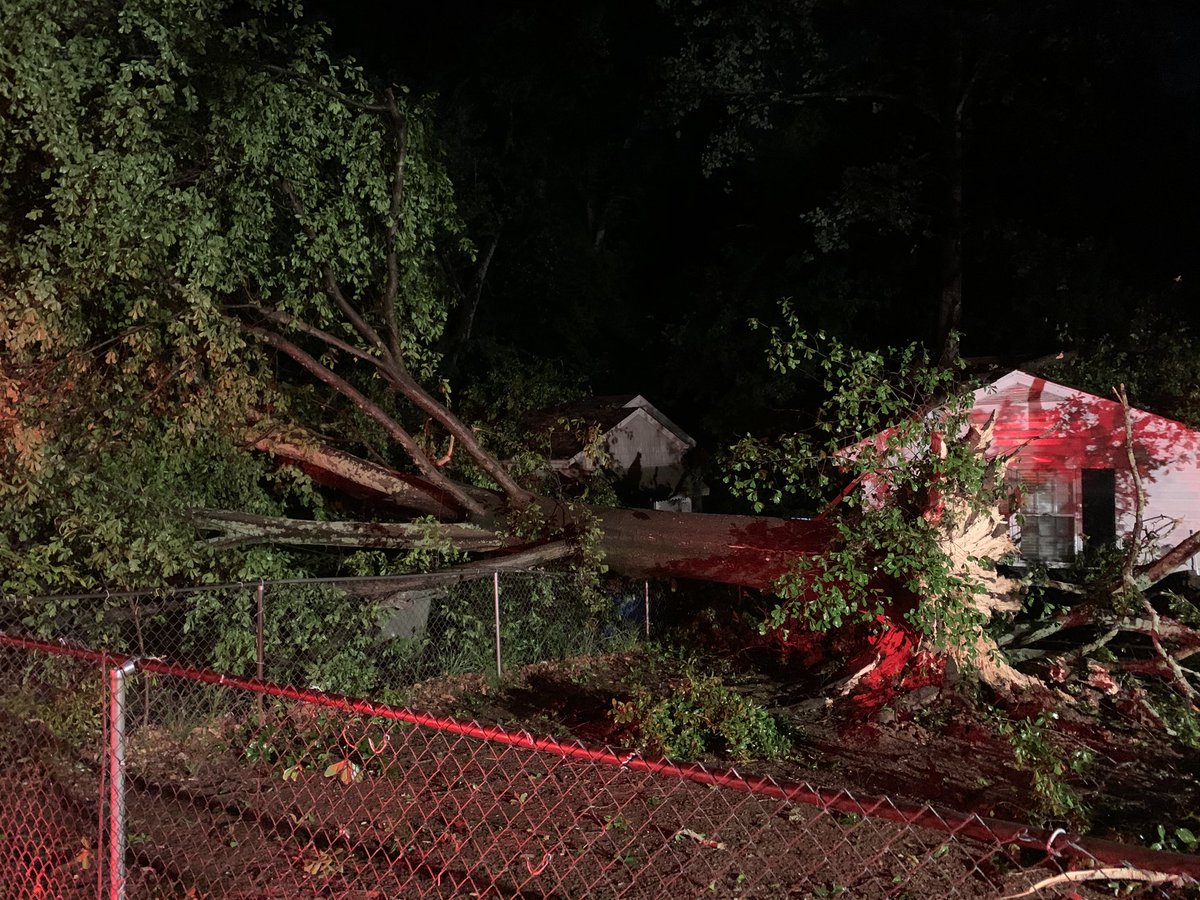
[2,577,1199,897]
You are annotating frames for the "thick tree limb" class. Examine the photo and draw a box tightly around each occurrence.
[353,541,576,600]
[375,360,535,507]
[249,428,472,519]
[1136,530,1200,585]
[193,509,508,551]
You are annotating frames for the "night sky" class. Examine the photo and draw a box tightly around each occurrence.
[312,1,1200,442]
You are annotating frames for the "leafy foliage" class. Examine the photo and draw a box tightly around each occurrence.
[725,303,1001,651]
[1047,304,1200,428]
[1,0,468,554]
[612,665,792,761]
[0,0,494,691]
[996,712,1093,826]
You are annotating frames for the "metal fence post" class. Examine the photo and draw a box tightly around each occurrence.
[256,579,265,682]
[644,580,651,639]
[256,579,266,723]
[107,658,138,900]
[493,572,502,678]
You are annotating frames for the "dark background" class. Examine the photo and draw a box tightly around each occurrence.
[312,1,1200,441]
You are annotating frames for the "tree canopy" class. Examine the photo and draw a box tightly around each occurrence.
[0,0,494,593]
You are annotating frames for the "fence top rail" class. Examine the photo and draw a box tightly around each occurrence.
[2,628,1197,882]
[1,569,576,604]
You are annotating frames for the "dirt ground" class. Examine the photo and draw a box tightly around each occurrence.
[402,651,1200,843]
[78,716,1101,898]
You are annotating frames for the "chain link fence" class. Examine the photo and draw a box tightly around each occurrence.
[7,635,1200,898]
[2,572,649,698]
[3,575,1199,897]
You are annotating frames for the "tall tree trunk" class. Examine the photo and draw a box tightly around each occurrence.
[442,229,501,379]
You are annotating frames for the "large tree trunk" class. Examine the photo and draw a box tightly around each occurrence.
[586,506,831,589]
[250,428,833,588]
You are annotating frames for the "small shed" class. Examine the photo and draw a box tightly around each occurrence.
[971,370,1200,568]
[541,394,705,511]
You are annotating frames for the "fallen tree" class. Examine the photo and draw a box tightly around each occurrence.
[240,426,834,589]
[4,2,1196,723]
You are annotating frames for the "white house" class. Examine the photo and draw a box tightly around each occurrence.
[971,370,1200,569]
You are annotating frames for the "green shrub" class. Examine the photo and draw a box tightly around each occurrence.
[996,712,1093,825]
[612,670,792,761]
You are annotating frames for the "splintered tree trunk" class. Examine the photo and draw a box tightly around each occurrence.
[245,425,1051,701]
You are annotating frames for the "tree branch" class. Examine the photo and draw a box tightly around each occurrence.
[231,303,383,369]
[193,508,507,551]
[244,326,487,518]
[1115,385,1145,594]
[1140,598,1200,702]
[1136,530,1200,585]
[376,360,535,507]
[248,426,491,519]
[261,64,389,112]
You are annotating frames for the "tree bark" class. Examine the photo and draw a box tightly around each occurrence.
[246,326,488,518]
[584,506,831,589]
[443,229,501,378]
[1136,531,1200,586]
[249,428,476,520]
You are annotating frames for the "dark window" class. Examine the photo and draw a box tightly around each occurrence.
[1081,468,1117,547]
[1013,469,1076,563]
[1022,514,1075,562]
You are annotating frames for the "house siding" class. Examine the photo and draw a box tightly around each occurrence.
[971,371,1200,569]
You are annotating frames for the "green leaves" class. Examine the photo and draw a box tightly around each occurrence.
[1,0,474,599]
[612,667,792,761]
[729,304,1001,650]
